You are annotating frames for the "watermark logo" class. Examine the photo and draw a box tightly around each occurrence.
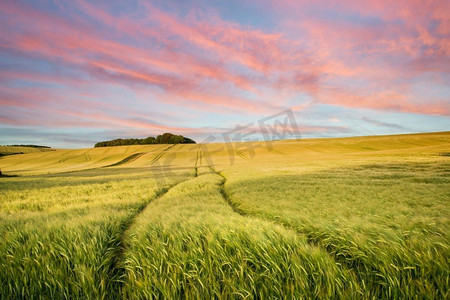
[258,109,301,150]
[151,151,177,188]
[220,109,301,164]
[151,108,301,187]
[222,122,260,165]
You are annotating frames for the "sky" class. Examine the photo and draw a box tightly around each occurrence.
[0,0,449,148]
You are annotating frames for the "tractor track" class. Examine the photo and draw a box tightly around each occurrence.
[31,145,178,177]
[149,145,175,165]
[103,152,146,167]
[194,150,200,177]
[107,166,196,296]
[208,166,365,293]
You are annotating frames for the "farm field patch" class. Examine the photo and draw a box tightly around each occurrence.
[0,132,449,298]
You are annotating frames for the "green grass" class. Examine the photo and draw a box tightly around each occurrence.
[121,169,361,299]
[0,168,192,298]
[0,132,449,298]
[224,160,449,298]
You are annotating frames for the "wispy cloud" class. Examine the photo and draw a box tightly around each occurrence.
[361,117,405,131]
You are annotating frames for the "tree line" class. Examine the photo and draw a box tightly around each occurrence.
[94,133,196,147]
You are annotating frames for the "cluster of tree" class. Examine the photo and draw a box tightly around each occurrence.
[7,144,51,148]
[94,133,196,147]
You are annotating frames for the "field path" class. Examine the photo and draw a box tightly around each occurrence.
[150,144,175,165]
[107,174,194,294]
[209,167,248,217]
[209,166,365,292]
[104,152,146,167]
[194,150,200,177]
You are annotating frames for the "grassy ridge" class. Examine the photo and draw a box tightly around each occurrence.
[0,146,52,156]
[1,132,448,175]
[0,145,168,175]
[0,144,201,175]
[224,160,450,298]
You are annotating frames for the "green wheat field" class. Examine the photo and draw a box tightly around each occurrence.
[0,132,449,299]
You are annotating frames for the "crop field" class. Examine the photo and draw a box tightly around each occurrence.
[0,132,449,299]
[0,146,53,157]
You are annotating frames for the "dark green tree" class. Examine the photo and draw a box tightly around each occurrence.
[95,133,195,147]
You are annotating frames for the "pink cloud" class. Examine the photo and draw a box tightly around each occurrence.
[0,89,200,133]
[319,87,450,116]
[0,0,448,142]
[1,1,291,114]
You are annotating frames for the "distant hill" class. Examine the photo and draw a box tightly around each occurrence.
[7,144,51,148]
[95,133,196,147]
[0,145,53,156]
